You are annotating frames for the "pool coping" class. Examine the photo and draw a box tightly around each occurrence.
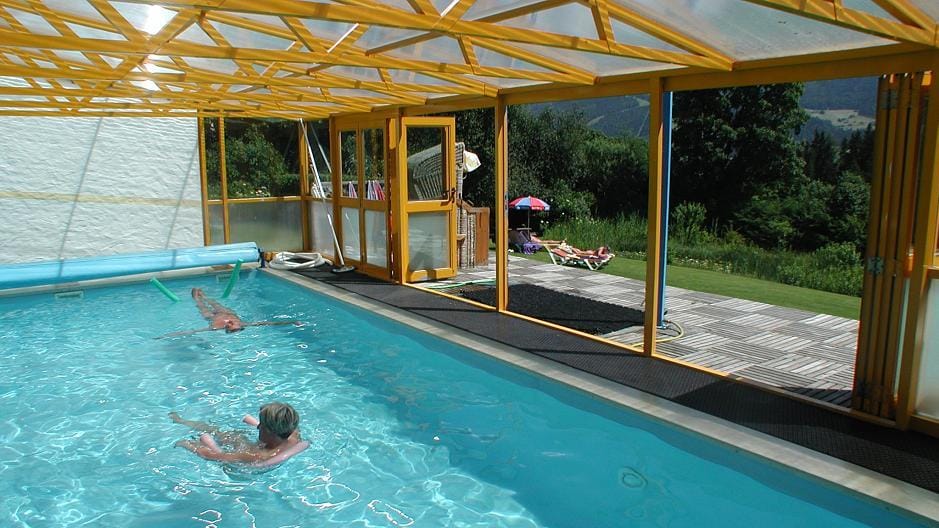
[267,268,939,524]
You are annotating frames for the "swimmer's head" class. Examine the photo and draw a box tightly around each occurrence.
[259,402,299,439]
[224,319,244,333]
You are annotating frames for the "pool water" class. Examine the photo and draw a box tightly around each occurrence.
[0,272,926,527]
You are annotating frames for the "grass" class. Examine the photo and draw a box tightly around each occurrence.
[522,251,861,320]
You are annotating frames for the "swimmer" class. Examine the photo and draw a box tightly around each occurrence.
[156,288,300,338]
[171,402,308,465]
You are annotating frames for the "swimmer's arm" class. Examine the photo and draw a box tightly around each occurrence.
[245,321,302,327]
[175,439,266,463]
[155,327,218,339]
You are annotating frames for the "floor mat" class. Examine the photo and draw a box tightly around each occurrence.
[460,283,644,335]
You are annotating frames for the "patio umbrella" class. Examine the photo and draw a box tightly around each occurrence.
[508,195,551,228]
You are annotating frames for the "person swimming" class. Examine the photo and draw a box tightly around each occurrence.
[171,402,309,466]
[156,288,300,338]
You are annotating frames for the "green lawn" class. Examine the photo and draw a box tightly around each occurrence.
[521,252,861,320]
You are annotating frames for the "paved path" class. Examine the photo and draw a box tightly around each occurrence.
[423,254,857,407]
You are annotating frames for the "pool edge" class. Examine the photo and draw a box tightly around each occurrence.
[268,269,938,523]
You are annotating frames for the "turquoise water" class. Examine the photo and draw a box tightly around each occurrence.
[0,272,926,527]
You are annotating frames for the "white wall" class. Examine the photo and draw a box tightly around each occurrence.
[0,115,203,264]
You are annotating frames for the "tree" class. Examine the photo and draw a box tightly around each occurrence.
[802,130,839,184]
[838,125,875,181]
[672,83,808,247]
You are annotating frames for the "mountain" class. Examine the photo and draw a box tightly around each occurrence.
[531,77,878,141]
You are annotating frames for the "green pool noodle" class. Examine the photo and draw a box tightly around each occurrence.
[150,278,180,302]
[221,259,242,299]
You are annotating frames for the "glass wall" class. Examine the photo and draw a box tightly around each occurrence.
[365,210,387,267]
[228,200,302,251]
[408,211,449,272]
[341,206,361,260]
[310,200,334,256]
[915,278,939,419]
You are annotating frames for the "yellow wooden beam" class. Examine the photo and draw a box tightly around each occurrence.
[589,0,614,42]
[643,76,664,357]
[494,95,508,312]
[744,0,937,47]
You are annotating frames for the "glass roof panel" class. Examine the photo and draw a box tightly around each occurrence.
[473,46,553,72]
[513,42,682,76]
[431,0,454,14]
[0,17,9,29]
[386,37,466,64]
[211,20,293,50]
[909,1,939,20]
[321,88,387,99]
[41,0,107,24]
[181,58,240,75]
[387,70,462,86]
[110,3,175,35]
[300,19,356,44]
[6,9,60,35]
[2,53,27,66]
[622,0,896,60]
[175,24,216,46]
[357,26,425,51]
[51,50,94,66]
[610,19,684,52]
[465,75,545,89]
[0,95,47,102]
[65,22,125,41]
[324,66,383,82]
[841,0,898,19]
[464,0,545,21]
[500,3,598,40]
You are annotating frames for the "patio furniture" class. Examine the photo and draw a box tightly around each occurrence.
[548,243,614,271]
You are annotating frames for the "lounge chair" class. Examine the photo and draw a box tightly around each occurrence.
[548,243,614,270]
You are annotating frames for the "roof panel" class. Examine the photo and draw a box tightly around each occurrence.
[64,22,125,41]
[323,66,383,82]
[500,3,598,40]
[41,0,108,24]
[464,0,545,21]
[610,19,684,53]
[387,36,466,64]
[6,8,60,35]
[465,75,545,89]
[211,19,293,50]
[840,0,898,20]
[110,2,175,35]
[621,0,896,60]
[514,42,680,76]
[358,26,425,51]
[473,46,553,72]
[175,24,216,46]
[300,18,356,43]
[909,1,939,20]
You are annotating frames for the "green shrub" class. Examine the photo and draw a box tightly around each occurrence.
[544,215,863,297]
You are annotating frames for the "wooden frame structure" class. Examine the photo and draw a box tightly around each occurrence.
[3,1,939,435]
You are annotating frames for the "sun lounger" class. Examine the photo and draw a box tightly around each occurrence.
[548,243,614,270]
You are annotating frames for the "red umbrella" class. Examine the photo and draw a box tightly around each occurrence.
[508,195,551,228]
[508,195,551,211]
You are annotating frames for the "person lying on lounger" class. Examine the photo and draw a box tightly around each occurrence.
[559,243,613,257]
[171,402,309,465]
[156,288,299,338]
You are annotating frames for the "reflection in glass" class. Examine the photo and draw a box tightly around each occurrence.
[363,128,386,201]
[365,210,387,267]
[341,206,361,260]
[228,200,302,250]
[310,200,334,255]
[208,203,224,245]
[408,211,449,272]
[406,127,447,202]
[340,130,358,198]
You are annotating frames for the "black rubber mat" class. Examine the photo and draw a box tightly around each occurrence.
[460,283,644,334]
[289,267,939,494]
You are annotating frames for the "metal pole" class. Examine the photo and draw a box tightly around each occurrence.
[657,92,673,328]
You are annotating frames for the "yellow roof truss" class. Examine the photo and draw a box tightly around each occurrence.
[0,0,935,118]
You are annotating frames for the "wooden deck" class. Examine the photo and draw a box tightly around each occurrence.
[428,254,857,408]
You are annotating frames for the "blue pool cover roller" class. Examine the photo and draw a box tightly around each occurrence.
[0,242,260,290]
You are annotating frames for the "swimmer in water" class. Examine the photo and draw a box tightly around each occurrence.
[156,288,299,338]
[171,402,307,465]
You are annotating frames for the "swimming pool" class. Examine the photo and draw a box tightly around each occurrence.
[0,271,931,527]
